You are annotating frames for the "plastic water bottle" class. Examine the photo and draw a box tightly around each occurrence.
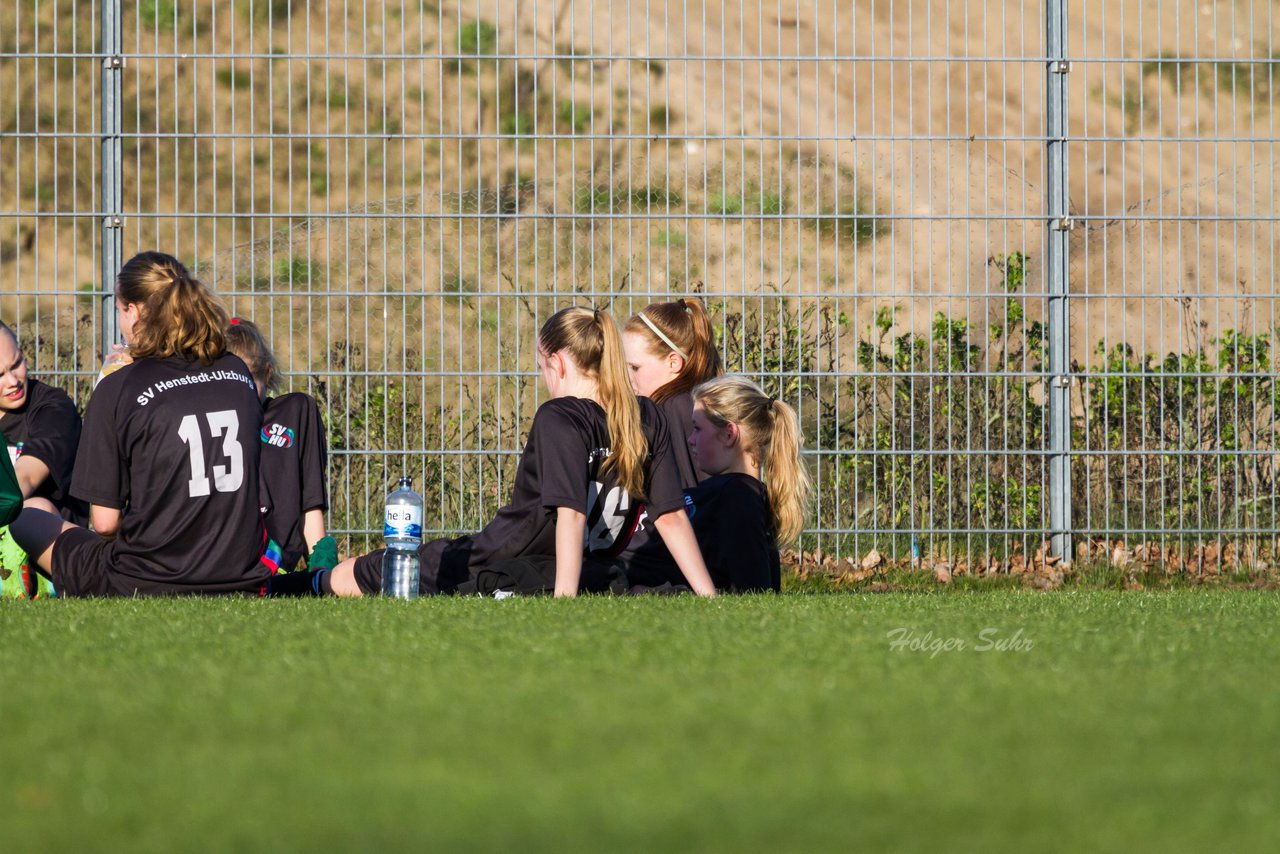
[382,476,422,599]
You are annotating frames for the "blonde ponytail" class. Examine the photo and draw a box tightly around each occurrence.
[539,306,648,499]
[595,310,648,499]
[761,397,809,545]
[693,375,811,545]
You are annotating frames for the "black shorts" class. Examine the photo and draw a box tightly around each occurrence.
[453,555,627,597]
[352,536,476,596]
[50,526,125,597]
[51,526,267,598]
[353,540,627,597]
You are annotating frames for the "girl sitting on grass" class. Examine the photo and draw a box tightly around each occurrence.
[224,317,335,574]
[625,375,810,593]
[622,296,722,488]
[9,251,271,596]
[321,306,717,598]
[1,320,87,597]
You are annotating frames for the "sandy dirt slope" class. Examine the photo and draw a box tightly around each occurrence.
[2,0,1276,362]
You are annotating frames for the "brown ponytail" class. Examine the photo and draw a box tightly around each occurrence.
[117,251,228,365]
[540,306,648,499]
[692,375,810,545]
[623,296,722,403]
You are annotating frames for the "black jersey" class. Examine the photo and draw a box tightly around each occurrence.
[70,354,269,594]
[259,392,328,571]
[444,395,685,579]
[626,472,780,592]
[0,378,89,523]
[655,390,704,489]
[357,395,687,594]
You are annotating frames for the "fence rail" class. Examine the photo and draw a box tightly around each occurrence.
[2,0,1277,563]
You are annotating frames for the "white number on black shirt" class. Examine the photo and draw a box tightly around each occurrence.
[585,482,630,550]
[177,410,245,498]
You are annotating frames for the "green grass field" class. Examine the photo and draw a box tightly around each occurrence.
[2,591,1277,852]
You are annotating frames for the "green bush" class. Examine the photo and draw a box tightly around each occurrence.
[215,67,252,91]
[557,99,593,134]
[811,196,887,243]
[275,257,317,288]
[139,0,178,31]
[706,193,743,216]
[458,20,498,56]
[575,185,681,213]
[451,20,499,73]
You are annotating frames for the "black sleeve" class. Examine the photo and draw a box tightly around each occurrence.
[19,386,82,496]
[659,391,700,488]
[71,376,126,509]
[640,400,685,516]
[298,394,329,511]
[714,485,777,593]
[532,403,591,511]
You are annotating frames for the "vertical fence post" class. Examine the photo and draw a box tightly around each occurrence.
[1045,0,1072,562]
[100,0,123,354]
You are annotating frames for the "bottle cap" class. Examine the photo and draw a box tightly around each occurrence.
[399,475,412,488]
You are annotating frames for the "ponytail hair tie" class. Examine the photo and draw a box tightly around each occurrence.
[678,298,689,313]
[593,308,600,323]
[769,395,778,405]
[230,317,242,325]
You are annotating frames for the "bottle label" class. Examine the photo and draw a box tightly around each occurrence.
[384,505,423,539]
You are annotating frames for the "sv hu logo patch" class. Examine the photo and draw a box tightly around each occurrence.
[261,423,295,448]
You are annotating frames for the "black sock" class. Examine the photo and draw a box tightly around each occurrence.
[267,569,331,597]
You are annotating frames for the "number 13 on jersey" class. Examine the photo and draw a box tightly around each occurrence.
[177,410,245,498]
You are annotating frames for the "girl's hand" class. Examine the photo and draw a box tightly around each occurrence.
[96,345,133,386]
[653,509,718,597]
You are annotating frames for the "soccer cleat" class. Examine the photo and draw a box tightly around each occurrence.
[25,565,56,599]
[0,525,56,599]
[0,525,25,598]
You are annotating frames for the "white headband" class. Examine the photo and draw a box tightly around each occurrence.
[638,312,688,360]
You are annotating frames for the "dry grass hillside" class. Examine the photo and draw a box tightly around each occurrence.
[1,1,1277,546]
[3,2,1275,360]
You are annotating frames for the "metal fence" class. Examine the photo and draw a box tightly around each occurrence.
[2,1,1277,567]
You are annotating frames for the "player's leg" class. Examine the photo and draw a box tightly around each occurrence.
[263,555,365,597]
[332,541,444,597]
[7,507,75,573]
[292,538,463,598]
[327,557,364,596]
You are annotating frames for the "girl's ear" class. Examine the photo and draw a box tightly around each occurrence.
[666,351,686,374]
[720,421,741,448]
